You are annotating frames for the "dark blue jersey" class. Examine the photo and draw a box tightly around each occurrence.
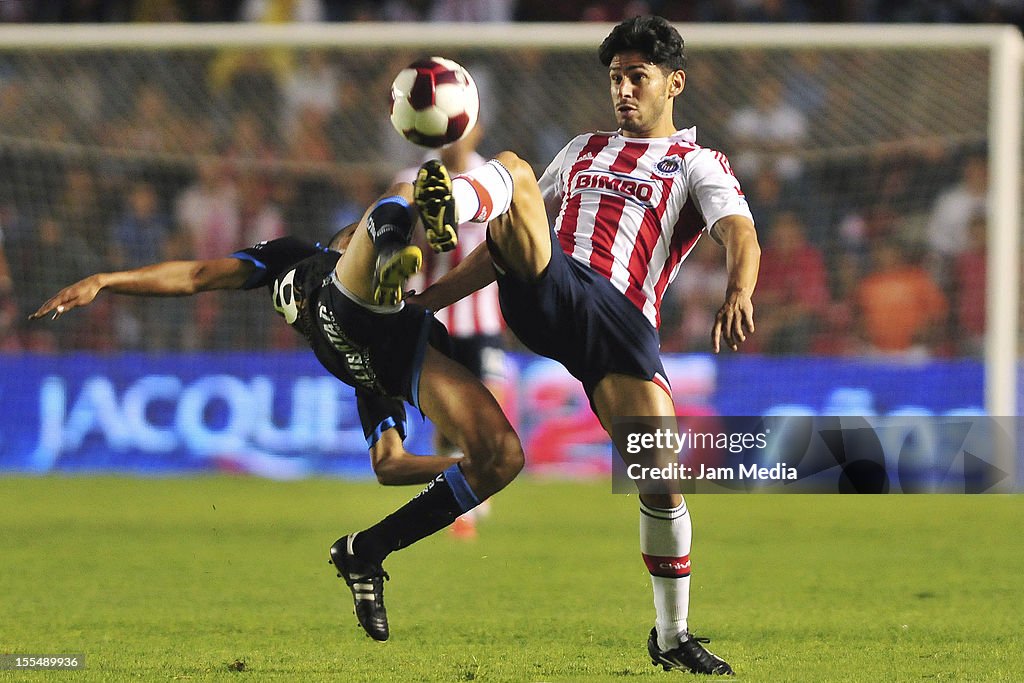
[232,237,441,444]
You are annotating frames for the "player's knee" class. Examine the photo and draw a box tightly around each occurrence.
[463,423,523,487]
[494,151,533,188]
[492,428,525,484]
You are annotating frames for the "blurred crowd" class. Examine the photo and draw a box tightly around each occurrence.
[0,6,1010,359]
[0,0,1021,26]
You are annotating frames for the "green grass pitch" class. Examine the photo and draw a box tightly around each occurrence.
[0,476,1021,682]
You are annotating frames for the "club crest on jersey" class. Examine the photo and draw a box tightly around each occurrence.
[572,170,656,207]
[653,154,682,178]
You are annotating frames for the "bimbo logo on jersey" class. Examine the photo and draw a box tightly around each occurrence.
[572,170,656,206]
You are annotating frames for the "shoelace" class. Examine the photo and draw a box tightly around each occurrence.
[346,569,390,587]
[679,635,724,668]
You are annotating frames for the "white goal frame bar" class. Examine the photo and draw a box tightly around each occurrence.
[0,22,1020,416]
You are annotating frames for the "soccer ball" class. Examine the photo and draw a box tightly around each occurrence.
[389,57,480,148]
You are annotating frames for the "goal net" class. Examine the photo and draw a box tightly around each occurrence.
[0,23,1018,415]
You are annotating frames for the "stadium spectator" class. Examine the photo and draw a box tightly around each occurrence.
[952,212,987,357]
[727,79,808,181]
[225,110,280,165]
[223,173,287,350]
[175,158,240,348]
[376,0,431,21]
[836,203,901,263]
[109,181,172,271]
[31,0,118,22]
[578,1,655,21]
[413,16,756,675]
[23,215,112,351]
[855,239,948,358]
[286,105,334,163]
[328,52,418,166]
[810,74,869,148]
[209,50,287,134]
[752,211,829,354]
[784,50,831,118]
[0,221,14,294]
[514,0,581,20]
[0,222,18,350]
[56,64,104,143]
[237,174,284,248]
[492,49,572,166]
[742,167,805,242]
[925,153,987,281]
[108,181,178,349]
[809,249,862,355]
[176,159,240,260]
[186,0,242,22]
[739,0,810,22]
[281,50,340,141]
[0,0,30,22]
[55,167,109,264]
[103,82,187,155]
[428,0,515,21]
[239,0,325,22]
[0,76,33,141]
[661,239,727,353]
[129,0,186,21]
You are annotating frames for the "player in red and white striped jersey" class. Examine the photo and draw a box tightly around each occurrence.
[540,129,748,331]
[414,16,759,675]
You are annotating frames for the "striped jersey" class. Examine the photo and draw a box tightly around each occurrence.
[396,154,504,338]
[538,127,752,328]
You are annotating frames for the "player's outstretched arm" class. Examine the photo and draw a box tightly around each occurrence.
[370,429,462,486]
[412,241,496,311]
[711,215,760,353]
[29,258,254,321]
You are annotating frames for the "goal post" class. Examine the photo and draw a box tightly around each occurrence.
[0,22,1019,418]
[985,26,1022,418]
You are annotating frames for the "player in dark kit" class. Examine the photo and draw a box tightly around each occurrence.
[30,182,524,643]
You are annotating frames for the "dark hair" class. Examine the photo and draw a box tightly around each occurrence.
[599,15,686,71]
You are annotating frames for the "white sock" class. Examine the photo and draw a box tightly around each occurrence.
[640,499,692,652]
[451,159,513,223]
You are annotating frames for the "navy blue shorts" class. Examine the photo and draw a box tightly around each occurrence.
[450,334,506,383]
[488,228,668,402]
[320,281,449,408]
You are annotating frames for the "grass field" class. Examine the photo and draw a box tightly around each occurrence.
[0,476,1021,682]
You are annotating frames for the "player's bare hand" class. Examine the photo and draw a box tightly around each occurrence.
[712,290,754,353]
[29,276,103,321]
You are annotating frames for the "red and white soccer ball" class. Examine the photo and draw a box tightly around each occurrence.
[389,57,480,148]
